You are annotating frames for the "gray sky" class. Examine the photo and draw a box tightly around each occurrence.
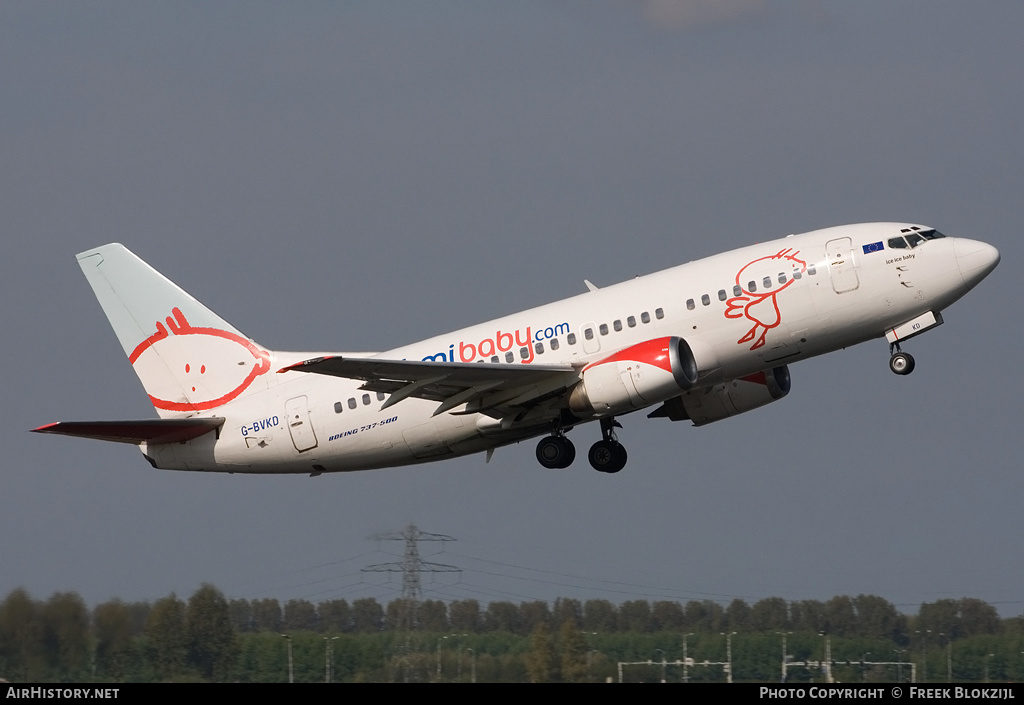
[3,1,1021,616]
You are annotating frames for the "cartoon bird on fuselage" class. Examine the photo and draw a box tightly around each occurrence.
[724,248,807,350]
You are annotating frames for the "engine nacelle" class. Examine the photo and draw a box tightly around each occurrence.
[569,337,699,417]
[649,365,791,426]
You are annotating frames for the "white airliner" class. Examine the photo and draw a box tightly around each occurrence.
[34,223,998,475]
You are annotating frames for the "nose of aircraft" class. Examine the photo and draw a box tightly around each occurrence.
[955,238,1000,289]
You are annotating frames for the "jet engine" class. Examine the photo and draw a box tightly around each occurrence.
[568,337,701,416]
[649,366,791,426]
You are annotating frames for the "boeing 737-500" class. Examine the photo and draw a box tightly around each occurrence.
[33,223,999,475]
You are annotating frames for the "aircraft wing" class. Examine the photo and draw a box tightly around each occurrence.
[32,418,225,445]
[279,356,581,418]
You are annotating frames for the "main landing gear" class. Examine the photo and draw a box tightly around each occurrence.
[888,342,916,376]
[536,433,575,469]
[535,416,629,473]
[588,417,627,474]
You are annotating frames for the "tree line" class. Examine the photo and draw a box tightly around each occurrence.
[1,586,1021,682]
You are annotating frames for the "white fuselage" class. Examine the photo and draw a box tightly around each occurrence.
[141,223,997,474]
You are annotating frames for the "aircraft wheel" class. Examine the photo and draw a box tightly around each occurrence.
[536,436,575,469]
[588,440,627,474]
[889,352,916,375]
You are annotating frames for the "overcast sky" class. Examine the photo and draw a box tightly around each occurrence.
[3,1,1021,617]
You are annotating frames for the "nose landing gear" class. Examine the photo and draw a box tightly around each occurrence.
[888,342,916,375]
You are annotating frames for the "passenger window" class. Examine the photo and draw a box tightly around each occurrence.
[362,394,370,406]
[599,323,608,336]
[491,355,499,363]
[377,392,386,401]
[701,294,710,306]
[520,347,529,359]
[348,398,357,410]
[584,328,594,340]
[748,280,757,292]
[793,270,802,279]
[778,273,786,284]
[655,308,664,319]
[763,276,772,289]
[641,312,650,324]
[686,299,695,310]
[808,264,816,275]
[718,289,727,301]
[733,284,742,297]
[627,316,636,327]
[334,401,344,414]
[505,351,515,363]
[535,342,544,355]
[613,319,622,332]
[550,338,559,351]
[567,333,577,345]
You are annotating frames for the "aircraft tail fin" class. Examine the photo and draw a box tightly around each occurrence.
[76,244,273,417]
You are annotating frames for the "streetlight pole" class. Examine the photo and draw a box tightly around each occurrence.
[584,632,598,684]
[281,634,293,684]
[916,629,930,683]
[776,632,791,683]
[324,636,339,683]
[819,632,833,684]
[894,649,906,683]
[722,631,737,684]
[436,636,447,681]
[946,635,952,683]
[683,633,694,684]
[437,633,465,682]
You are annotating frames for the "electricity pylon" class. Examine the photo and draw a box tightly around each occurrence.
[364,524,460,680]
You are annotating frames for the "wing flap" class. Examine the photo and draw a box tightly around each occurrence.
[279,355,580,416]
[32,418,224,445]
[279,355,576,383]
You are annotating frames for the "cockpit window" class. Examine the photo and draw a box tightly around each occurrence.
[890,229,945,250]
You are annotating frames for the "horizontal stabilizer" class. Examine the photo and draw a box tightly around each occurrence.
[32,418,224,445]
